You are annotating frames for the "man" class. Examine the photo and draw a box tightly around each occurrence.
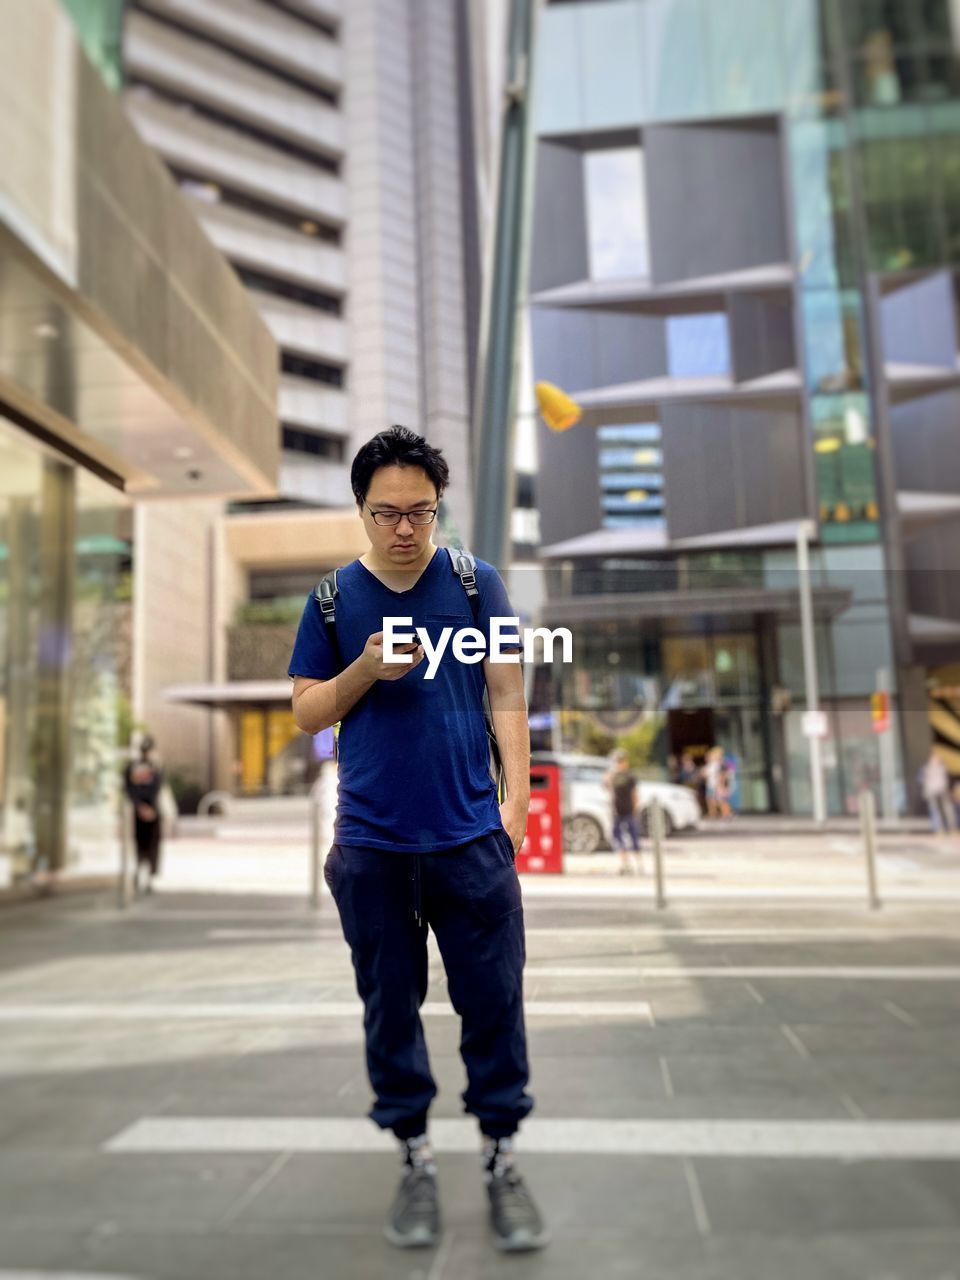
[604,749,642,875]
[122,735,163,894]
[289,426,546,1253]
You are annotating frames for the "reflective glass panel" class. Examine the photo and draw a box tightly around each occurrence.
[585,148,650,279]
[801,289,865,392]
[642,0,712,121]
[840,0,952,49]
[707,0,784,115]
[937,111,960,261]
[811,394,880,543]
[667,314,731,378]
[0,418,42,884]
[790,119,858,287]
[69,466,130,868]
[781,0,837,113]
[859,113,943,268]
[532,4,583,133]
[582,1,644,128]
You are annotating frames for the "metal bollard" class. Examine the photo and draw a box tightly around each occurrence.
[859,788,881,911]
[649,798,666,909]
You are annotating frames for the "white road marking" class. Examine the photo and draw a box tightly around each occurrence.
[780,1025,811,1060]
[200,924,960,942]
[884,1000,919,1027]
[104,1117,960,1159]
[659,1056,675,1098]
[218,1151,291,1226]
[743,982,765,1005]
[0,1001,651,1022]
[682,1158,711,1235]
[520,882,960,902]
[522,966,960,981]
[208,929,330,941]
[841,1094,867,1120]
[427,1230,456,1280]
[525,926,955,938]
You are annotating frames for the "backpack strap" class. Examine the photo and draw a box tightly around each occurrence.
[313,569,342,670]
[446,546,480,624]
[445,547,508,801]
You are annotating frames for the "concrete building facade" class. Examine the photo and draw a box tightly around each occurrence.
[116,0,488,798]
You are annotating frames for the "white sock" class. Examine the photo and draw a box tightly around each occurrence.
[401,1133,436,1175]
[482,1135,515,1180]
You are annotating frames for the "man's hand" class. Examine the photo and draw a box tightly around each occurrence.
[499,795,529,855]
[360,631,424,681]
[137,804,157,822]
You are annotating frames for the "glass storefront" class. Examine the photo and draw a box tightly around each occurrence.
[0,415,128,885]
[548,610,774,813]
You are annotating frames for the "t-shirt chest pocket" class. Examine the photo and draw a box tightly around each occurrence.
[420,612,486,668]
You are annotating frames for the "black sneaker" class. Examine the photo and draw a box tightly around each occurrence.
[384,1167,440,1249]
[487,1168,549,1252]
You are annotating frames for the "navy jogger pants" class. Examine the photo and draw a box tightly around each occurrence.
[324,826,533,1140]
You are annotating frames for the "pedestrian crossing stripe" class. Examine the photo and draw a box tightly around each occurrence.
[103,1117,960,1159]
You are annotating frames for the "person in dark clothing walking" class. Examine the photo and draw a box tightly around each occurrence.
[289,426,546,1253]
[123,735,163,893]
[605,749,643,875]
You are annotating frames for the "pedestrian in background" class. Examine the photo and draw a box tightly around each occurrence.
[605,749,643,875]
[123,735,164,893]
[714,756,734,821]
[703,746,725,818]
[920,748,956,833]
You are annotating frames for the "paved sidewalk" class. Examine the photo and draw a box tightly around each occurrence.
[59,822,960,905]
[0,881,959,1278]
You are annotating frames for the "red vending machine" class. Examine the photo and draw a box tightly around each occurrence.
[517,763,563,874]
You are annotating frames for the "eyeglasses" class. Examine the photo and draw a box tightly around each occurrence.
[365,505,437,527]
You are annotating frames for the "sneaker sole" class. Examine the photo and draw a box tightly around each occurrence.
[492,1227,550,1253]
[383,1222,440,1249]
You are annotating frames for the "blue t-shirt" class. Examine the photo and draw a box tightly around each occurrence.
[288,548,520,853]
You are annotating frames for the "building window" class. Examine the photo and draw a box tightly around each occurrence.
[666,314,731,379]
[598,423,665,529]
[812,394,880,542]
[280,426,345,459]
[280,353,344,386]
[585,148,650,280]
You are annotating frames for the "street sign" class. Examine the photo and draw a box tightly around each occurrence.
[802,710,829,739]
[870,691,890,733]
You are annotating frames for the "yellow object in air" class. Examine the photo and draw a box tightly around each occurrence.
[536,381,582,431]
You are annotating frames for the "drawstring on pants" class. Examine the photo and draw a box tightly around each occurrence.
[412,855,423,927]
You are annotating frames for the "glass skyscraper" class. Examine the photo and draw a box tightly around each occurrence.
[529,0,960,814]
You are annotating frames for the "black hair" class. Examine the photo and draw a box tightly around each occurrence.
[350,425,449,506]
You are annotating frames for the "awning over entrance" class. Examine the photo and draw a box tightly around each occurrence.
[541,585,852,627]
[540,519,813,560]
[163,680,292,708]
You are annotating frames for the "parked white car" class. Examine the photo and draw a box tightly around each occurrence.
[531,753,702,854]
